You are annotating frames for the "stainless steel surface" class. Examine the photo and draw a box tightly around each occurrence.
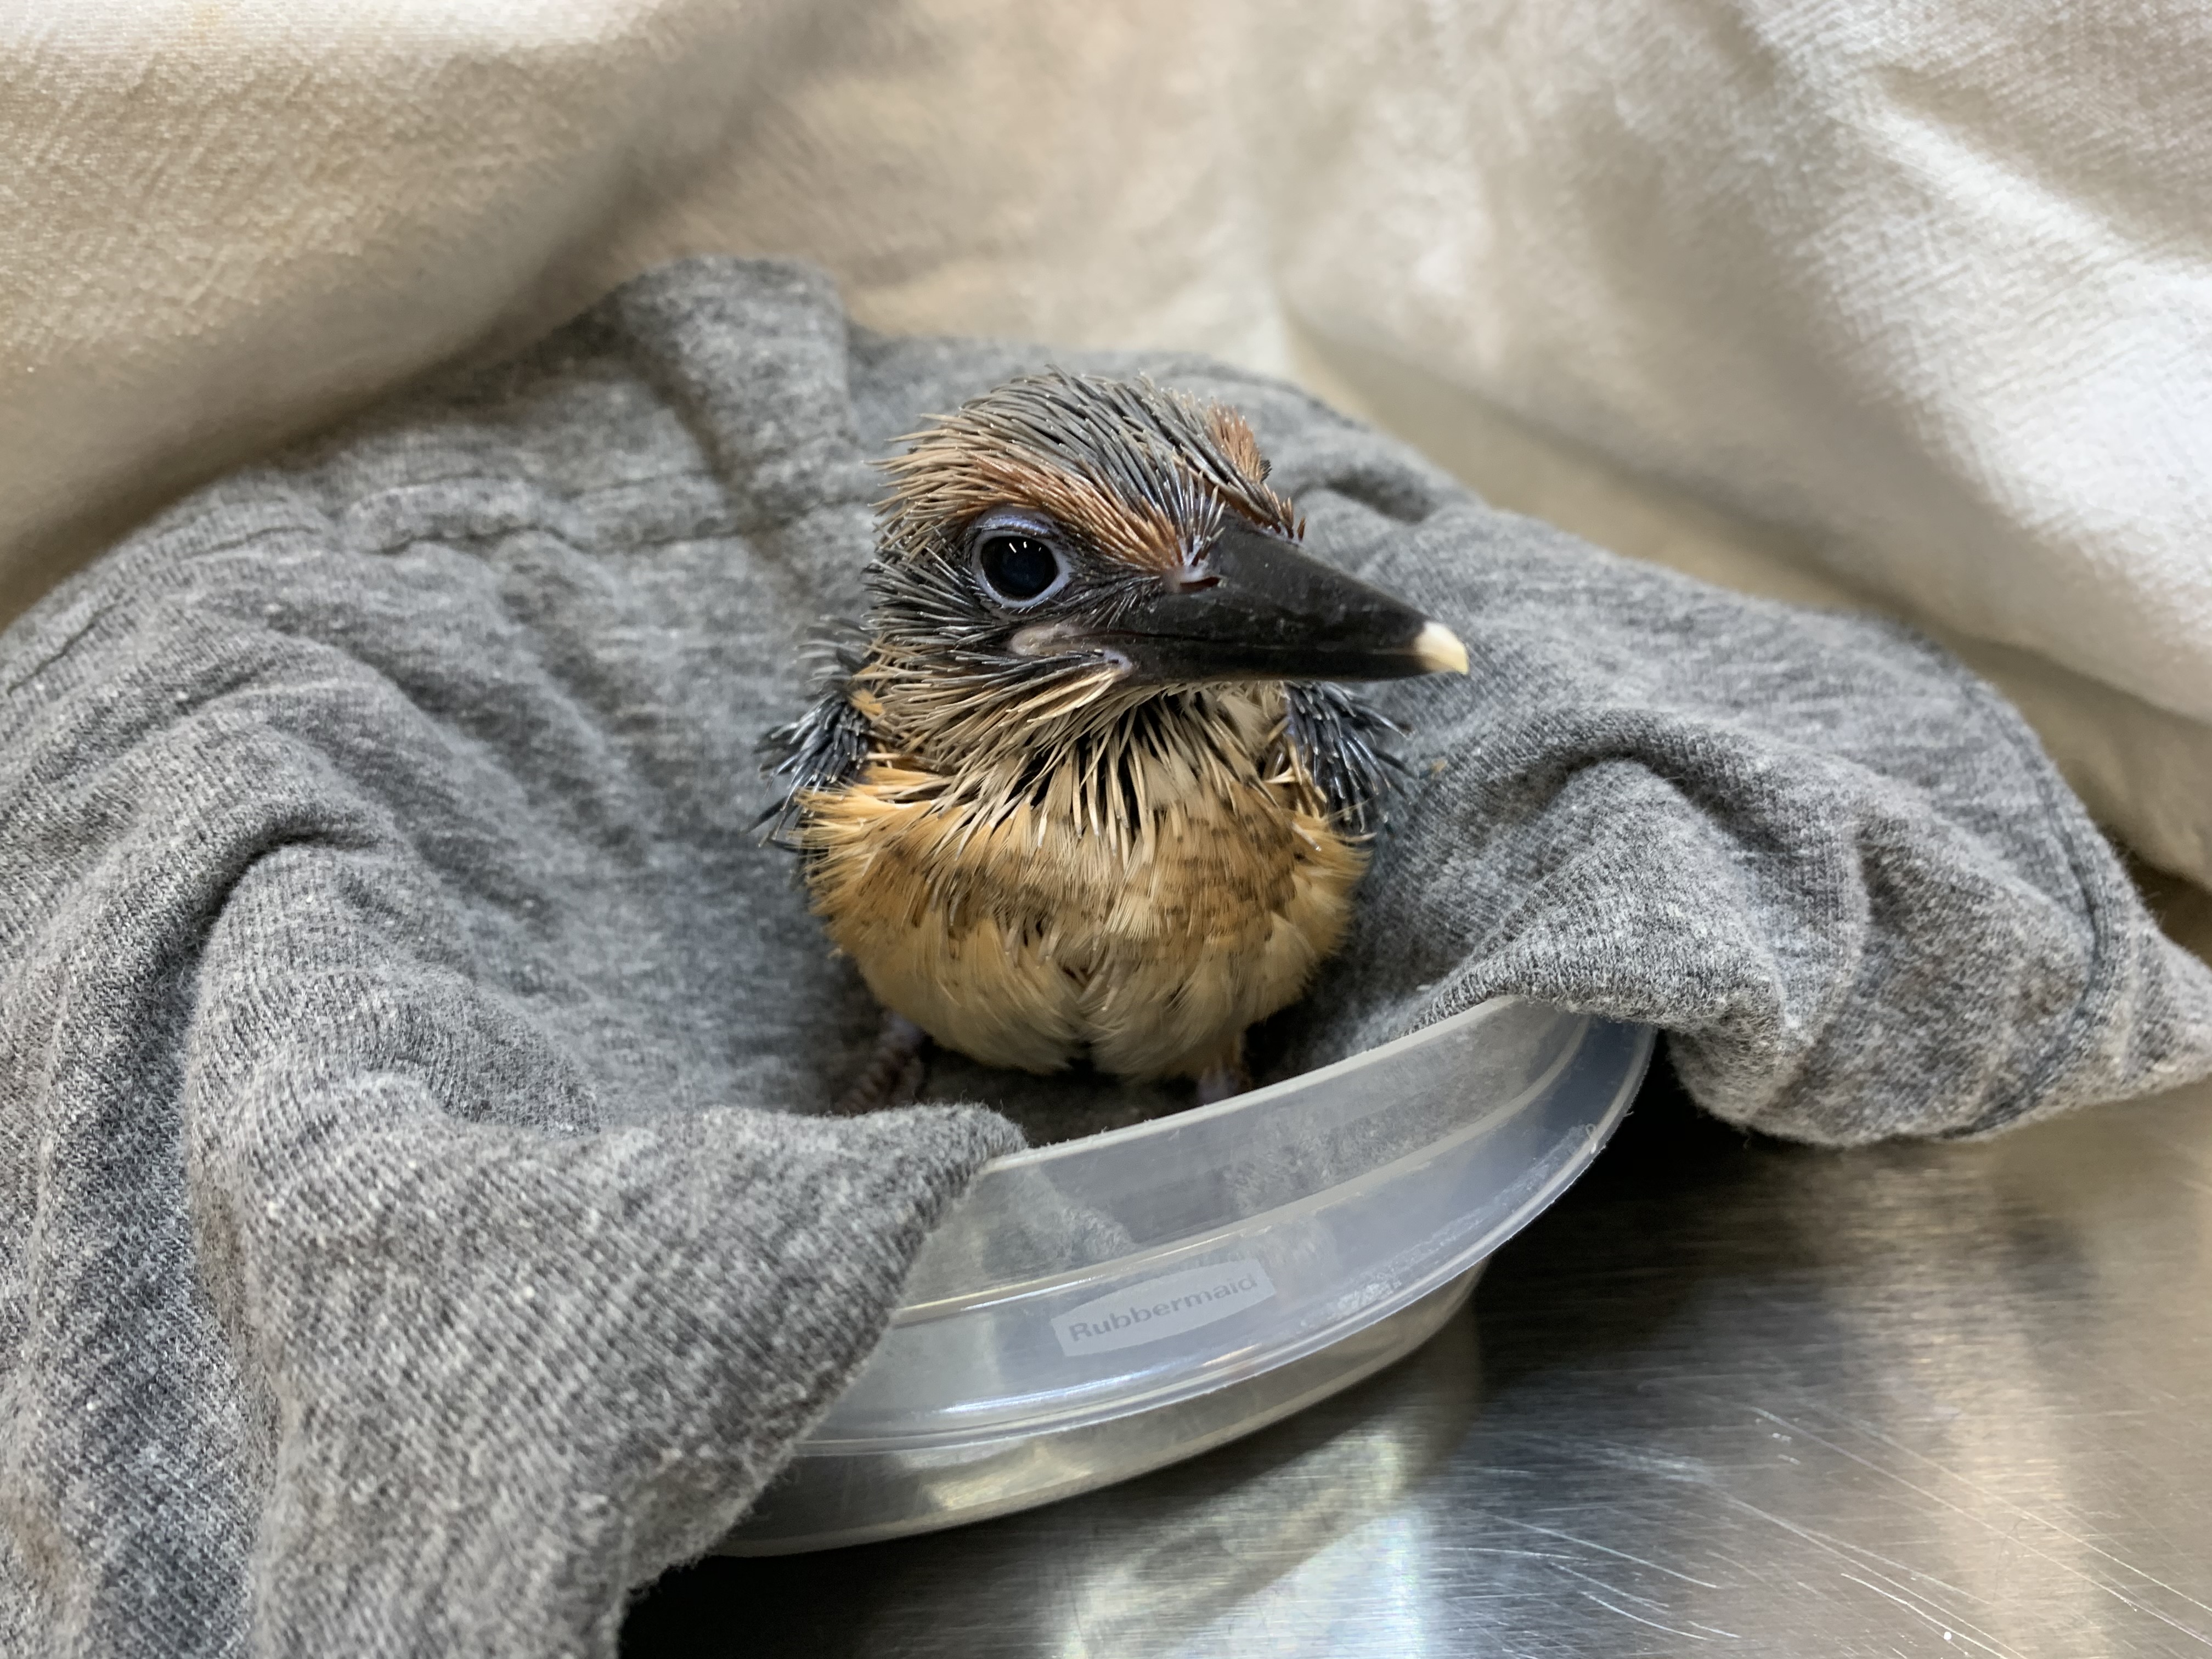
[628,1051,2212,1656]
[722,1269,1485,1555]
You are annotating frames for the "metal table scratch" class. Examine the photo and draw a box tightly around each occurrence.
[627,901,2212,1656]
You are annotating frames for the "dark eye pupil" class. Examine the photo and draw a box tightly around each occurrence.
[979,534,1060,601]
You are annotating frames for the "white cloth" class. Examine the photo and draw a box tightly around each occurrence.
[1266,3,2212,884]
[6,0,2210,880]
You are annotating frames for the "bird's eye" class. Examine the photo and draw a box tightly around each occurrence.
[975,533,1065,605]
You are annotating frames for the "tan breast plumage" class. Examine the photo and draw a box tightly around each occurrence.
[794,687,1367,1080]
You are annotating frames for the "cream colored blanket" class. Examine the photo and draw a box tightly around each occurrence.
[7,1,2210,882]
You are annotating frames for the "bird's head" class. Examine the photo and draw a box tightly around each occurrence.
[862,372,1465,744]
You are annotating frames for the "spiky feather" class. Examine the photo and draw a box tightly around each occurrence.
[759,371,1407,1082]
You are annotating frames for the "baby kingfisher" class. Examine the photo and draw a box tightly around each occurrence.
[763,371,1467,1110]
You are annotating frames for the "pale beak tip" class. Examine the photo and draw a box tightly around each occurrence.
[1412,620,1469,676]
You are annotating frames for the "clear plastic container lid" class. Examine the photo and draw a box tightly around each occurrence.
[807,999,1651,1453]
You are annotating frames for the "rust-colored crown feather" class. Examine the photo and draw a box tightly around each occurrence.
[877,371,1301,575]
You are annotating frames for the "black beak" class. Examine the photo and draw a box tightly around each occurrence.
[1063,522,1468,686]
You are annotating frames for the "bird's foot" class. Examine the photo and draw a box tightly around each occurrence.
[834,1011,931,1115]
[1194,1059,1250,1107]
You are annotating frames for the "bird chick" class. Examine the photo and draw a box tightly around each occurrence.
[763,372,1466,1110]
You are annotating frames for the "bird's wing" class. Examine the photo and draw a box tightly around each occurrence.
[1279,681,1406,840]
[758,630,876,849]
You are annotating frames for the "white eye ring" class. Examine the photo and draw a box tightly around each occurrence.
[969,514,1070,608]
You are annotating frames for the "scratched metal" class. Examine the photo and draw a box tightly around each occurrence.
[625,1046,2212,1657]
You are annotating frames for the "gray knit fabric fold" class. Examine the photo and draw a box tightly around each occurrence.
[3,256,2208,1657]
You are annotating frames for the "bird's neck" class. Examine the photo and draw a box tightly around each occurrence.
[858,655,1284,804]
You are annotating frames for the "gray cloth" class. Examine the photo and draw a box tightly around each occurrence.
[2,256,2208,1657]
